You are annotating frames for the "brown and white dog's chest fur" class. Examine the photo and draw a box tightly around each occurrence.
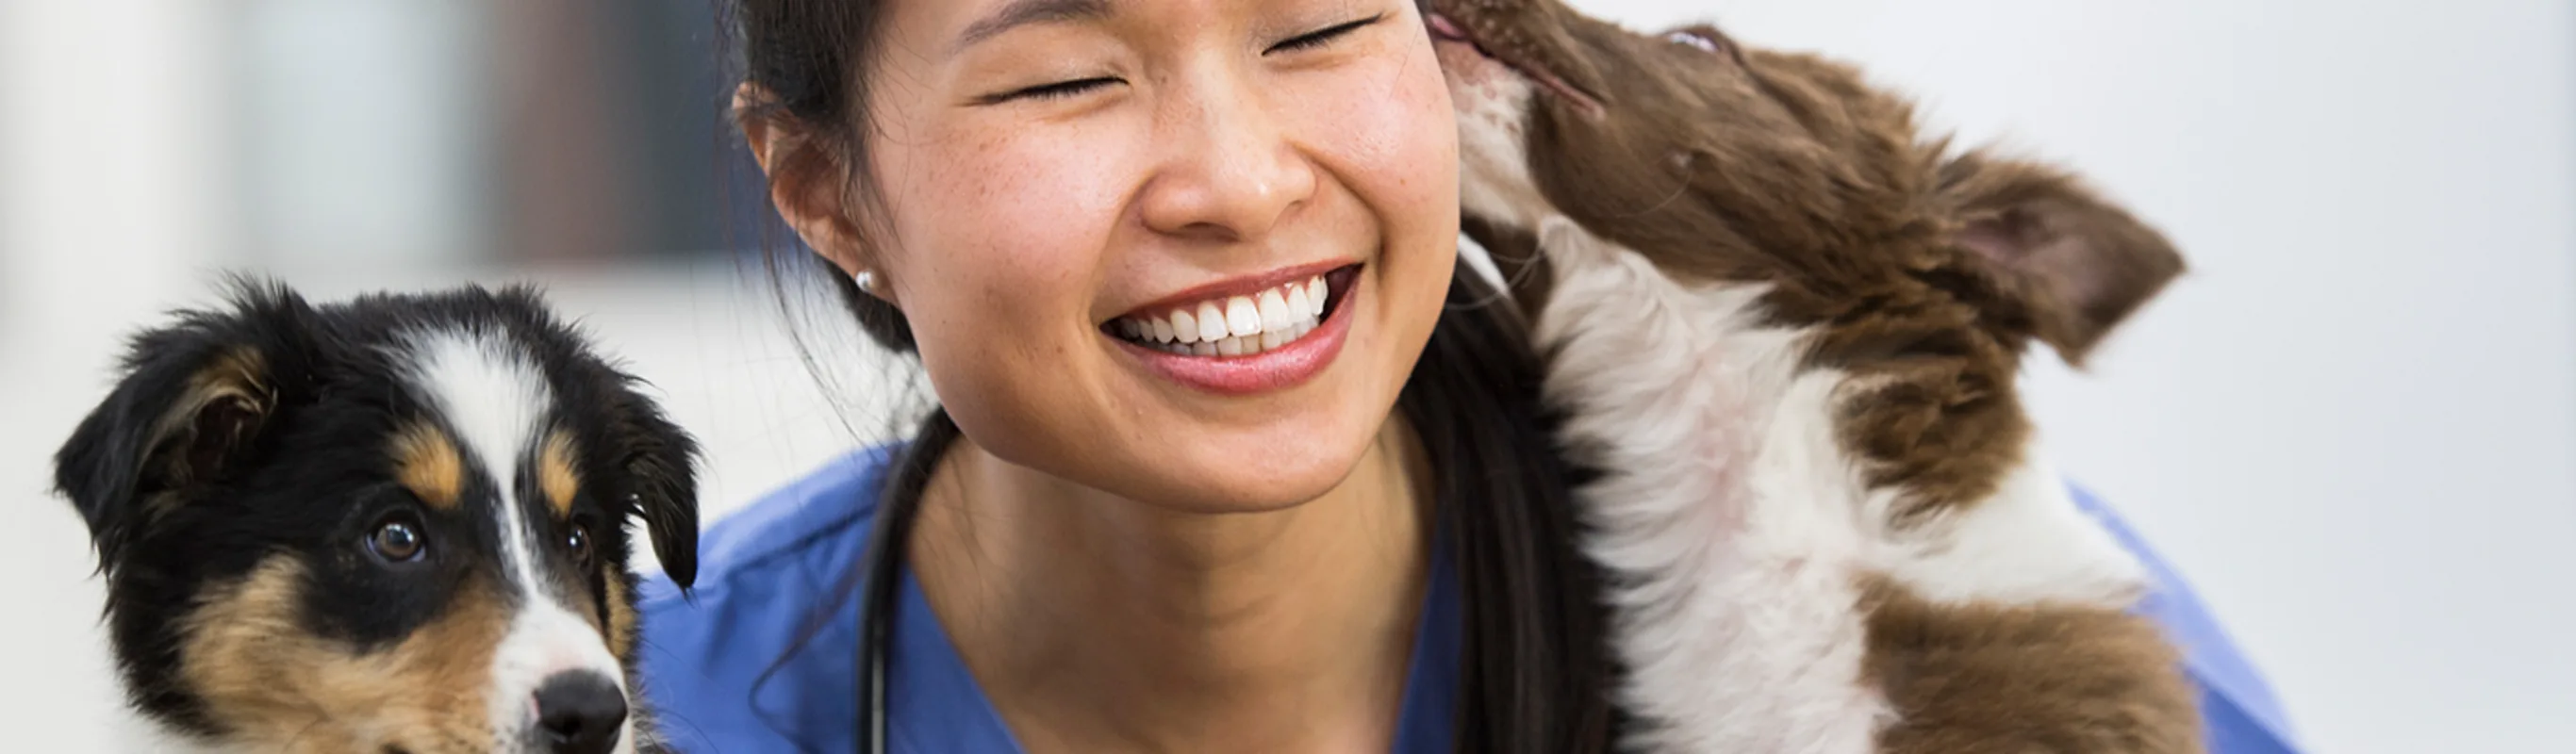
[1429,1,2203,751]
[1518,214,2167,752]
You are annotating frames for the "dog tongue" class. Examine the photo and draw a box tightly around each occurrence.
[1427,13,1471,41]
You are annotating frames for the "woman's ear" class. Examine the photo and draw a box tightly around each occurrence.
[735,83,890,302]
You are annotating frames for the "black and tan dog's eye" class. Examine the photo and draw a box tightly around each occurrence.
[566,524,593,566]
[368,518,426,563]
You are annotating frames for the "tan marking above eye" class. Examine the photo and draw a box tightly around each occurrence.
[539,430,582,517]
[390,422,464,510]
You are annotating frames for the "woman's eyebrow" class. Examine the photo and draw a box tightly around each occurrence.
[954,0,1112,54]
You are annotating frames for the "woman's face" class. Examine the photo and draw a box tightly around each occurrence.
[850,0,1459,511]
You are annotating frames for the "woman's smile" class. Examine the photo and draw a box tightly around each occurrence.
[1106,262,1363,395]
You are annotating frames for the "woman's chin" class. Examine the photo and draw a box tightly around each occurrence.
[1118,435,1379,515]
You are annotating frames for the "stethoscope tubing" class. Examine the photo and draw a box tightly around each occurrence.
[854,489,909,754]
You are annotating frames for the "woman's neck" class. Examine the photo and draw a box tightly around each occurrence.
[908,419,1435,754]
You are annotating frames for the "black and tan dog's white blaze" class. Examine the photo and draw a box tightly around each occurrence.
[1425,0,2202,752]
[54,279,699,754]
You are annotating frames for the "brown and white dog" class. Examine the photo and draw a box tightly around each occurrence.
[53,278,700,754]
[1424,1,2203,751]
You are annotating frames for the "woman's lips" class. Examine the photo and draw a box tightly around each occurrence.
[1110,259,1356,322]
[1113,265,1362,396]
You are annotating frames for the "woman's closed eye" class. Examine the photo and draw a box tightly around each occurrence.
[987,76,1122,104]
[1266,12,1386,55]
[979,13,1389,105]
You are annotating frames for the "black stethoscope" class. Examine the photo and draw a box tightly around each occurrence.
[854,502,900,754]
[851,417,954,754]
[852,476,913,754]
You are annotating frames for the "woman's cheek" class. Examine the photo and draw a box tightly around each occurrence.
[1297,47,1461,327]
[903,121,1135,311]
[897,120,1144,452]
[1297,41,1459,207]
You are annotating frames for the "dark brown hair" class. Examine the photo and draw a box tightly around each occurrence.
[722,2,1618,751]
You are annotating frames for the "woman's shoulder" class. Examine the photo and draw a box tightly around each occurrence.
[2069,483,2306,754]
[630,443,904,754]
[655,444,900,591]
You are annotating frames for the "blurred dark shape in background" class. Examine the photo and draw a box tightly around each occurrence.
[490,0,771,264]
[231,0,775,270]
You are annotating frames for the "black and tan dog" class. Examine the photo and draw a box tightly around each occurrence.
[1425,0,2203,751]
[54,277,699,754]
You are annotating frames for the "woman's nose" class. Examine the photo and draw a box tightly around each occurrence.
[1135,84,1318,244]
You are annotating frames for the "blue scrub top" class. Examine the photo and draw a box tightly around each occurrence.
[635,444,2302,753]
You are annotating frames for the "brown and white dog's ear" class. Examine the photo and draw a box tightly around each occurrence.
[54,277,319,574]
[1937,153,2186,368]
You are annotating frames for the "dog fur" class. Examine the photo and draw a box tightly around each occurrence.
[53,277,700,754]
[1423,1,2204,751]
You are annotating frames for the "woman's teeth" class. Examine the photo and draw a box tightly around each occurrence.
[1114,275,1331,357]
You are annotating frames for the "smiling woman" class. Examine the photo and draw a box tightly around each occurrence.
[630,1,1614,753]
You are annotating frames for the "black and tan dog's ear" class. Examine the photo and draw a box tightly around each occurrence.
[53,277,319,574]
[1937,152,2186,368]
[604,385,702,591]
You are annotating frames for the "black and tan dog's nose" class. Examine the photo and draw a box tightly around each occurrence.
[534,671,628,754]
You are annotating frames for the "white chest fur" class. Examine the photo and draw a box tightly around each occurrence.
[1526,218,2151,754]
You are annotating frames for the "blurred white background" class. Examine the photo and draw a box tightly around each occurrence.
[5,0,2570,751]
